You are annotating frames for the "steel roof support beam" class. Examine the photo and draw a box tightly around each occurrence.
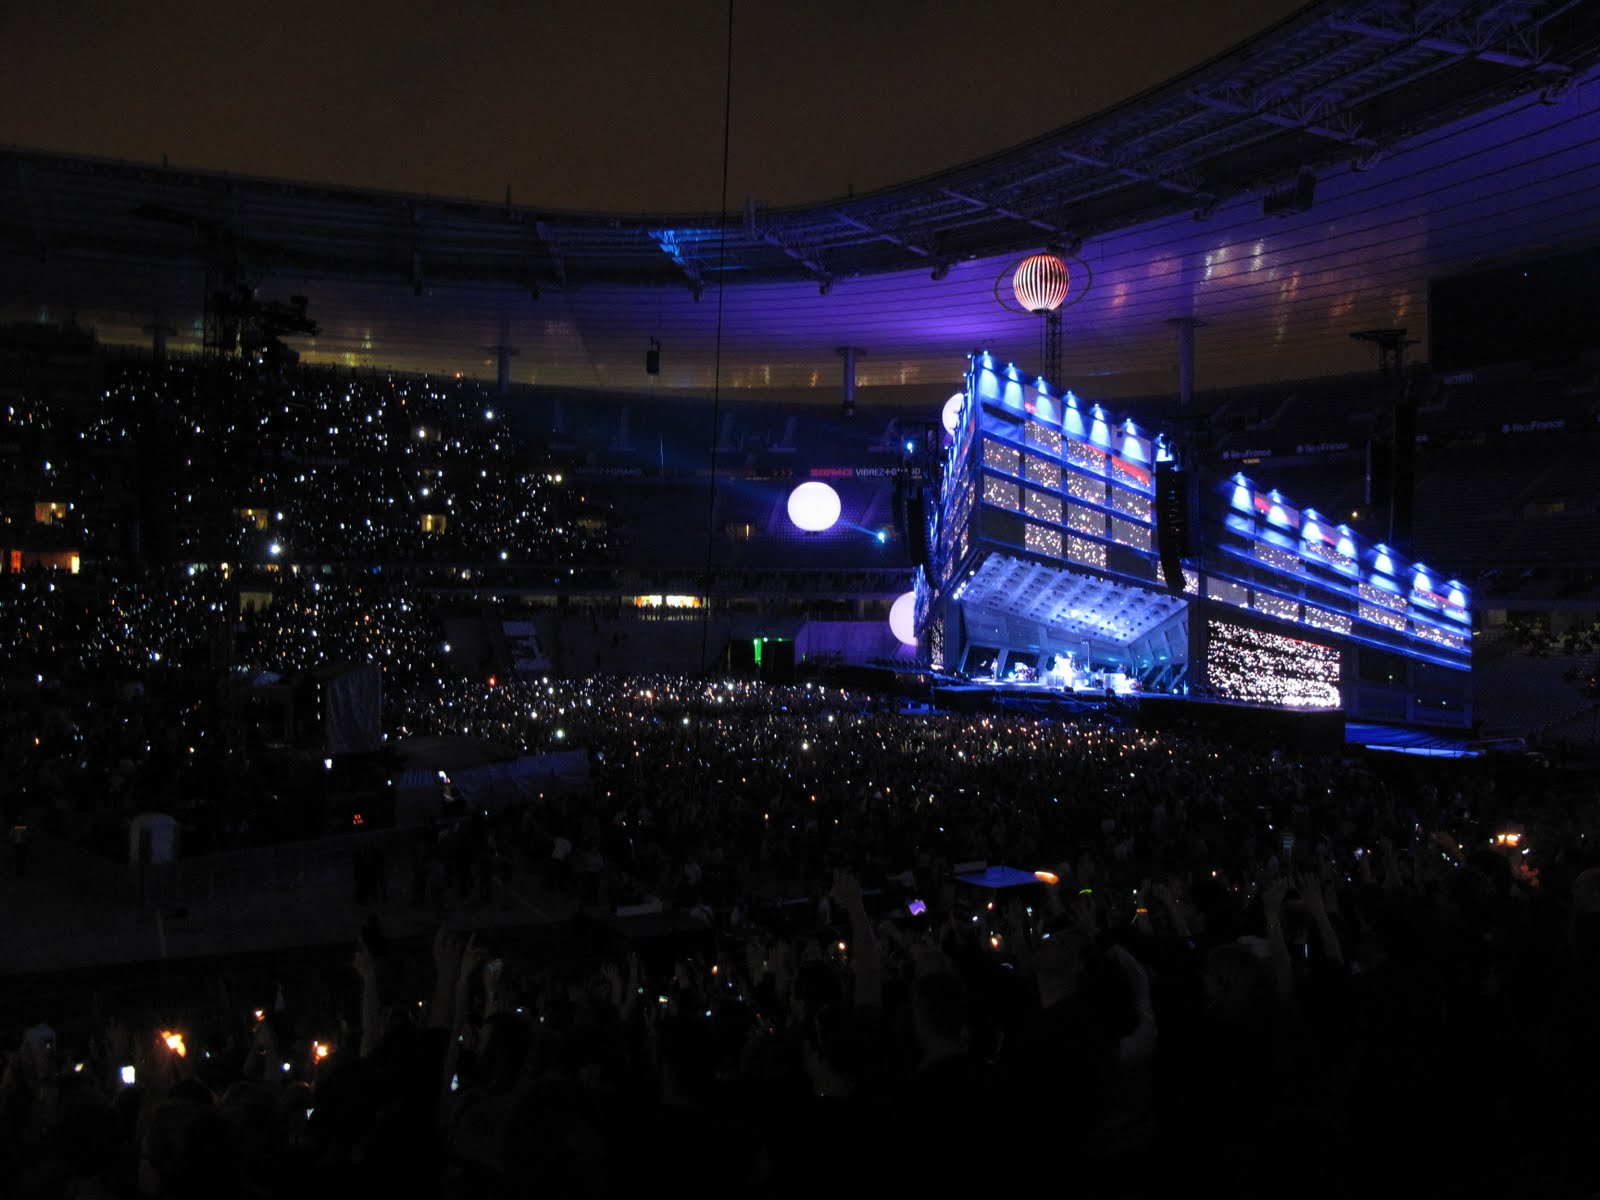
[1325,15,1574,73]
[1058,150,1204,197]
[647,232,707,297]
[1189,89,1378,147]
[833,212,933,259]
[756,231,829,283]
[743,201,831,282]
[939,187,1062,234]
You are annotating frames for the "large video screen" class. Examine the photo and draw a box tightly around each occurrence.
[1207,619,1340,709]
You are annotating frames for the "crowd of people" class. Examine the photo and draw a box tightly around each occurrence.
[5,666,1600,1196]
[8,360,610,570]
[3,353,1598,1195]
[0,568,464,858]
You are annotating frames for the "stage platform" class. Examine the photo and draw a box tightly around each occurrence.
[915,352,1473,734]
[1345,721,1488,759]
[931,679,1122,715]
[922,669,1492,759]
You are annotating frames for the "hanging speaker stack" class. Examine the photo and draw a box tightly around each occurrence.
[1155,460,1190,594]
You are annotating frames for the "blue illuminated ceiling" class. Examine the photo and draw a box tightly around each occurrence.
[957,553,1186,650]
[2,1,1598,395]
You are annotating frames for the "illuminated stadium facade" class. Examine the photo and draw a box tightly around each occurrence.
[916,352,1473,727]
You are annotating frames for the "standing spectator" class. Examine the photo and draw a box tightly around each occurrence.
[10,821,29,879]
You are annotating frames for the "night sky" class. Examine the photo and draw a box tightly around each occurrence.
[4,1,1308,213]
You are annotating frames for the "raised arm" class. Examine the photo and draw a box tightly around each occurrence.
[1293,870,1344,967]
[353,941,382,1058]
[438,936,492,1116]
[1261,876,1294,1006]
[1154,879,1193,942]
[428,925,464,1031]
[831,868,882,1008]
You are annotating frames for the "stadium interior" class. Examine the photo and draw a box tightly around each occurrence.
[3,1,1600,1194]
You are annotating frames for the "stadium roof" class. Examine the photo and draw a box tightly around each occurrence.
[3,0,1600,398]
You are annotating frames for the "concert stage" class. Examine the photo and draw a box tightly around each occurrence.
[920,676,1342,750]
[913,353,1473,729]
[931,679,1116,715]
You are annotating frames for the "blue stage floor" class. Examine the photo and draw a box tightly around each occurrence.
[1344,722,1490,759]
[920,673,1496,759]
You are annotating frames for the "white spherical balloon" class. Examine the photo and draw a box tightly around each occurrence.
[787,481,842,532]
[889,591,918,646]
[941,392,965,436]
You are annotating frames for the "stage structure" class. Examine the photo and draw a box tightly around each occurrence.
[914,352,1472,727]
